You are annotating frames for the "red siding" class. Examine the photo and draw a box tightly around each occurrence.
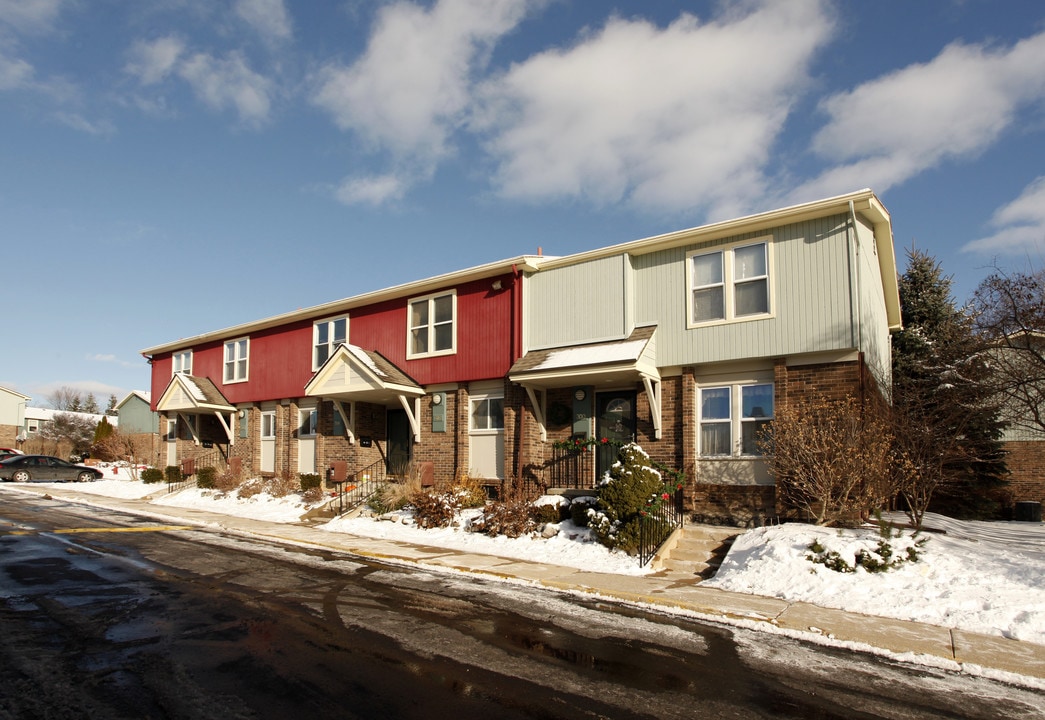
[150,271,521,408]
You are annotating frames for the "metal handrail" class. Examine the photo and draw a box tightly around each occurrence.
[638,488,685,566]
[330,458,388,515]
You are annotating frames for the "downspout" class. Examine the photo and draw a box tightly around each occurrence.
[846,200,861,351]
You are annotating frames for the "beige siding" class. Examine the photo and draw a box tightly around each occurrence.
[525,254,629,349]
[634,214,859,366]
[853,215,893,390]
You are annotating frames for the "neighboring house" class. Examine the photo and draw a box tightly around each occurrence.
[116,391,162,465]
[23,407,116,436]
[141,189,901,524]
[0,385,31,447]
[141,256,541,484]
[985,333,1045,513]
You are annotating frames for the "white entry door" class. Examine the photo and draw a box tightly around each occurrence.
[469,383,504,479]
[297,406,317,474]
[260,409,276,473]
[166,419,177,468]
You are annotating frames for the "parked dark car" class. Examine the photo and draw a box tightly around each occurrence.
[0,455,103,483]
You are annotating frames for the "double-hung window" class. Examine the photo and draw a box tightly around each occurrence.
[313,316,348,369]
[698,383,774,457]
[223,338,249,383]
[408,290,456,358]
[688,240,770,326]
[172,350,192,375]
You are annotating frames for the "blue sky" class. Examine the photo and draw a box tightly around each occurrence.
[2,0,1044,407]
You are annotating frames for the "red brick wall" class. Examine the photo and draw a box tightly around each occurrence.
[1002,440,1045,508]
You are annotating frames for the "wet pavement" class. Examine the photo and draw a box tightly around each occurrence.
[11,484,1045,685]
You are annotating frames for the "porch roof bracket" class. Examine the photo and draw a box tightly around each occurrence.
[177,411,201,446]
[334,400,356,444]
[398,394,421,442]
[214,411,234,445]
[523,385,547,442]
[641,375,662,440]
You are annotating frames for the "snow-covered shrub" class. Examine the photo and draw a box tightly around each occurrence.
[470,499,535,537]
[451,475,488,509]
[410,489,461,528]
[806,519,928,573]
[591,444,664,553]
[569,495,598,527]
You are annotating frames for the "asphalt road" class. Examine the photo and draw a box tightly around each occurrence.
[0,490,1041,720]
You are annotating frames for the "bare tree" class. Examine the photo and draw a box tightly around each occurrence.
[92,430,150,480]
[972,266,1045,437]
[39,412,96,459]
[48,386,83,411]
[761,395,897,526]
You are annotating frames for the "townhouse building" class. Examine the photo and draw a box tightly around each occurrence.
[142,189,900,524]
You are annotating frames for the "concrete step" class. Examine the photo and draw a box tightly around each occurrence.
[651,524,738,580]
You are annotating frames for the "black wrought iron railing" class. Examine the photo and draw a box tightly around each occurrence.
[330,459,388,515]
[546,445,596,490]
[638,488,685,567]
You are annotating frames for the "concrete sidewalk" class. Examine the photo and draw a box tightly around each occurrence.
[14,486,1045,684]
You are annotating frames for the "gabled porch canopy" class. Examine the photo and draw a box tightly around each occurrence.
[509,325,661,441]
[156,374,237,445]
[304,344,425,442]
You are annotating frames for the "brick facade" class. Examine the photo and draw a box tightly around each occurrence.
[1001,440,1045,509]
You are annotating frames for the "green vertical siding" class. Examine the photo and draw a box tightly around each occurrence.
[525,254,629,349]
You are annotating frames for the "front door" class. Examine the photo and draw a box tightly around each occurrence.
[166,419,177,468]
[387,409,412,476]
[260,410,276,473]
[297,406,317,474]
[595,391,636,480]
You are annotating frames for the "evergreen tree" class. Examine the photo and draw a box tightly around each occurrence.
[106,394,119,416]
[83,393,99,414]
[892,250,1008,519]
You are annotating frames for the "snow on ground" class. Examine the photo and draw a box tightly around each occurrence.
[324,509,650,576]
[11,462,1045,645]
[703,520,1045,645]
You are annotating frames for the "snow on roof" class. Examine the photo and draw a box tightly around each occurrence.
[348,345,386,378]
[25,407,117,425]
[180,376,208,402]
[531,339,647,371]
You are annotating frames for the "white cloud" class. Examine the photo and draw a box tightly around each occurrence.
[794,31,1045,202]
[334,173,407,206]
[312,0,538,202]
[178,50,273,127]
[0,0,64,34]
[473,0,833,219]
[125,36,185,86]
[53,111,115,136]
[0,48,31,89]
[235,0,292,43]
[963,177,1045,255]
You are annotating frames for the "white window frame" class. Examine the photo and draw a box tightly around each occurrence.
[407,290,457,359]
[298,407,318,437]
[313,315,349,370]
[261,411,276,440]
[172,350,192,376]
[697,382,774,458]
[687,238,772,328]
[469,395,505,433]
[223,337,249,384]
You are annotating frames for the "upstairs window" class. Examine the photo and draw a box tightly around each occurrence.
[224,338,249,383]
[314,316,348,369]
[408,291,456,358]
[688,240,770,326]
[172,350,192,375]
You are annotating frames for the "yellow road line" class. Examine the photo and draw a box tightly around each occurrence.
[53,526,194,534]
